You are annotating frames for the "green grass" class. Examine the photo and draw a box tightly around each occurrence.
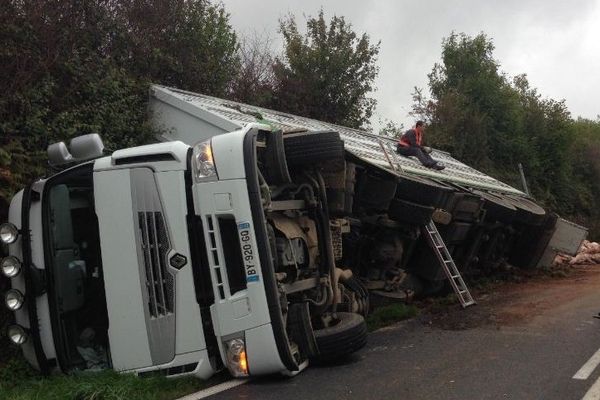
[0,358,214,400]
[366,303,419,331]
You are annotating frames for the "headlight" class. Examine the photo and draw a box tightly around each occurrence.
[0,223,19,244]
[191,140,217,182]
[224,338,249,377]
[5,289,24,311]
[1,256,22,278]
[7,325,28,345]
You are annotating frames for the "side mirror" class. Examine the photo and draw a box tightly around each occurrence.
[70,133,104,161]
[47,142,73,167]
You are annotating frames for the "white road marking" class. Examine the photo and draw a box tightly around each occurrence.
[176,379,249,400]
[582,375,600,400]
[574,348,600,380]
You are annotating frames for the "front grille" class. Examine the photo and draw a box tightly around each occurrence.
[138,211,174,317]
[218,217,247,295]
[131,168,176,364]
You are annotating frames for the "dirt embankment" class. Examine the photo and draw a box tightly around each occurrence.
[421,265,600,331]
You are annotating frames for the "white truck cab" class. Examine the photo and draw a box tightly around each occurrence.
[2,124,368,378]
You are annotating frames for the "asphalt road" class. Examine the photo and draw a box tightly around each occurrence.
[197,266,600,400]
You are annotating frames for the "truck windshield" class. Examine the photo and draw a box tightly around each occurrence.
[44,165,109,371]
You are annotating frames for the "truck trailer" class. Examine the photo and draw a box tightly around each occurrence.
[1,85,586,379]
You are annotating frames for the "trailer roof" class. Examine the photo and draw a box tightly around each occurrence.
[151,85,524,195]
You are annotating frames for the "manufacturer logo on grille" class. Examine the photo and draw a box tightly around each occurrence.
[169,253,188,269]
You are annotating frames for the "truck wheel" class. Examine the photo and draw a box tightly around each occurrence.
[355,169,398,211]
[445,192,485,223]
[312,312,367,362]
[395,175,453,208]
[503,194,546,226]
[508,213,558,269]
[439,221,473,244]
[264,130,292,184]
[473,190,517,224]
[388,198,435,226]
[284,131,345,165]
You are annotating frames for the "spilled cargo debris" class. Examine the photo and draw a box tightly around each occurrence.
[554,240,600,266]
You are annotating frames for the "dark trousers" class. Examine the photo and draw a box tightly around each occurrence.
[396,145,436,167]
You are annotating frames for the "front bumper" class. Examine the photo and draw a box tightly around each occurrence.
[191,126,298,375]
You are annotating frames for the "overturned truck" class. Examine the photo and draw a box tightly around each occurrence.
[1,85,585,379]
[149,86,582,291]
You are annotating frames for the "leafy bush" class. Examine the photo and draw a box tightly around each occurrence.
[413,32,600,237]
[0,0,239,369]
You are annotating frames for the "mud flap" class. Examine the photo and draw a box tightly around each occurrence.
[288,302,319,359]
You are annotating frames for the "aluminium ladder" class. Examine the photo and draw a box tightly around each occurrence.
[422,220,476,308]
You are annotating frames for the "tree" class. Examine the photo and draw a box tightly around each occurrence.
[511,74,573,208]
[567,118,600,232]
[419,33,522,172]
[228,31,277,106]
[414,31,600,235]
[113,0,239,96]
[410,86,493,168]
[0,1,157,195]
[271,10,380,129]
[0,0,240,206]
[378,119,404,139]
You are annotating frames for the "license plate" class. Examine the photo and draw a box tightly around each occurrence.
[238,222,259,282]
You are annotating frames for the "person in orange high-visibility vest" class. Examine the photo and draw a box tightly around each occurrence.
[396,121,445,170]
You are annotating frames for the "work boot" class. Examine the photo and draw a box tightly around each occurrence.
[431,162,445,171]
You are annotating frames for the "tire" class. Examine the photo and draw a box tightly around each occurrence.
[388,198,434,225]
[472,190,517,224]
[503,194,546,226]
[445,192,484,223]
[283,131,345,165]
[508,212,558,269]
[407,240,447,281]
[439,221,473,244]
[264,130,292,184]
[355,169,398,211]
[312,312,367,362]
[395,175,453,208]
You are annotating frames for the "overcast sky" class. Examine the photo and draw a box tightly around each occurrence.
[222,0,600,130]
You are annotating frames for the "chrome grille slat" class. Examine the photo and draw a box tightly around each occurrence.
[138,210,173,318]
[151,212,166,315]
[139,212,158,317]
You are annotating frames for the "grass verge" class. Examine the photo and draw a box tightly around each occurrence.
[0,357,215,400]
[366,303,419,332]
